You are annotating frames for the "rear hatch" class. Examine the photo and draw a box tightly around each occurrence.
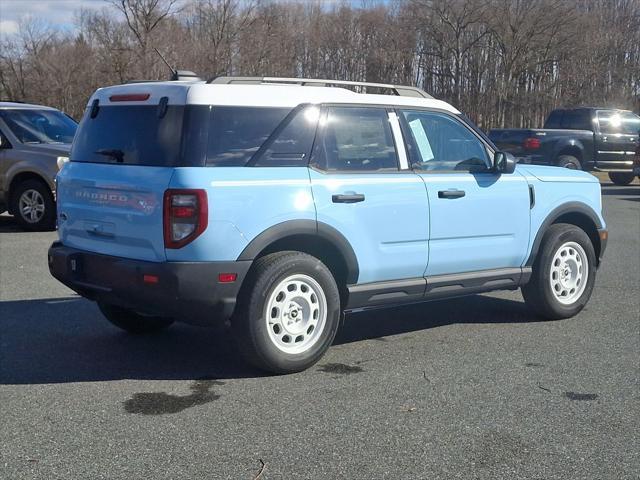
[57,84,205,262]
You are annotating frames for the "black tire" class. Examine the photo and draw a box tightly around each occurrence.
[608,172,635,186]
[98,302,174,334]
[522,223,596,320]
[10,179,56,231]
[232,251,341,374]
[556,155,582,170]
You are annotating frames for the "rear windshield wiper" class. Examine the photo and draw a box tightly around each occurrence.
[95,148,125,163]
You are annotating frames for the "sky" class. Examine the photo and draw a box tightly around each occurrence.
[0,0,375,37]
[0,0,107,36]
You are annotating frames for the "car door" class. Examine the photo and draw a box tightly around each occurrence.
[308,105,429,285]
[595,110,640,168]
[398,109,530,277]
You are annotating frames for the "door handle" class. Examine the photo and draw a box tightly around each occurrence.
[332,193,365,204]
[438,189,466,199]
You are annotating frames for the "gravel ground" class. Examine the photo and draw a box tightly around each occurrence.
[0,181,638,479]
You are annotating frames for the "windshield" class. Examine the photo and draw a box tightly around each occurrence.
[0,108,77,144]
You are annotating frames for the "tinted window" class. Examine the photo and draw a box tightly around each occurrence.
[401,110,489,171]
[560,110,591,130]
[544,110,563,129]
[206,107,289,166]
[312,107,398,171]
[71,105,188,166]
[598,111,640,135]
[0,109,77,144]
[252,105,320,167]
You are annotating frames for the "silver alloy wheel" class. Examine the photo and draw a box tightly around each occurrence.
[19,189,46,224]
[264,274,327,354]
[549,241,588,305]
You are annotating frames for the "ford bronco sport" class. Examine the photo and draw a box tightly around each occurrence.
[48,77,607,373]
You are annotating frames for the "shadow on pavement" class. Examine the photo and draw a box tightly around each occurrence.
[0,293,538,385]
[601,185,640,196]
[0,214,24,233]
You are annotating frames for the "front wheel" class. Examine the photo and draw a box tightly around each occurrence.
[98,302,174,334]
[232,251,341,374]
[522,223,596,320]
[608,172,635,186]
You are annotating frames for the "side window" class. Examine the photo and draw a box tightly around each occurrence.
[206,106,289,166]
[400,110,489,172]
[598,111,640,135]
[560,110,591,130]
[252,105,320,167]
[0,127,10,148]
[312,106,398,172]
[545,110,563,128]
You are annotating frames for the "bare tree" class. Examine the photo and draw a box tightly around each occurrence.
[1,0,637,123]
[108,0,181,78]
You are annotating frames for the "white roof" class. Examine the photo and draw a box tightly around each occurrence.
[0,101,57,110]
[88,81,460,114]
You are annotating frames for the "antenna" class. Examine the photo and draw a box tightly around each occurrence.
[154,47,178,80]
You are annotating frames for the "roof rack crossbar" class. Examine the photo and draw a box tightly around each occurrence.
[207,76,433,99]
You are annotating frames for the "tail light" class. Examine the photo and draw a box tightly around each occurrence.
[163,189,208,249]
[523,137,541,150]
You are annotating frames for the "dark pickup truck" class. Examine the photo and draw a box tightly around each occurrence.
[489,107,640,185]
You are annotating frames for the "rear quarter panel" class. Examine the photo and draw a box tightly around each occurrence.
[166,167,316,262]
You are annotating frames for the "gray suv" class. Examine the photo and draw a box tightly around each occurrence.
[0,102,77,230]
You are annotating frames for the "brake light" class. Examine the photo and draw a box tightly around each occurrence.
[523,137,541,150]
[109,93,150,102]
[163,189,208,249]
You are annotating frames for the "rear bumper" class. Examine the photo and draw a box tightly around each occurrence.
[47,242,251,326]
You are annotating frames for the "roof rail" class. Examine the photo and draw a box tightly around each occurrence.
[207,76,433,99]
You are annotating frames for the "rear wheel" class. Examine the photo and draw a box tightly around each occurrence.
[556,155,581,170]
[608,172,635,186]
[522,223,596,320]
[98,302,174,334]
[232,251,341,374]
[10,179,56,231]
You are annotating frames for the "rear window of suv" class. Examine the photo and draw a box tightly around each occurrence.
[71,105,188,166]
[71,104,319,167]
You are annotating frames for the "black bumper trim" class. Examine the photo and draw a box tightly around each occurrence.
[47,242,251,326]
[597,228,608,264]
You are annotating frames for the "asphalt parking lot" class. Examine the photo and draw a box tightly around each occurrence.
[0,181,638,479]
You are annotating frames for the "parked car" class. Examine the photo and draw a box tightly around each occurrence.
[489,107,640,185]
[48,77,607,374]
[0,101,77,230]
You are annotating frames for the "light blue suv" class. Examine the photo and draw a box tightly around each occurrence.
[48,77,607,373]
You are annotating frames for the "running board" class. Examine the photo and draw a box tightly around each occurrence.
[346,267,531,311]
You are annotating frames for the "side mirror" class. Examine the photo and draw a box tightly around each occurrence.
[494,151,516,174]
